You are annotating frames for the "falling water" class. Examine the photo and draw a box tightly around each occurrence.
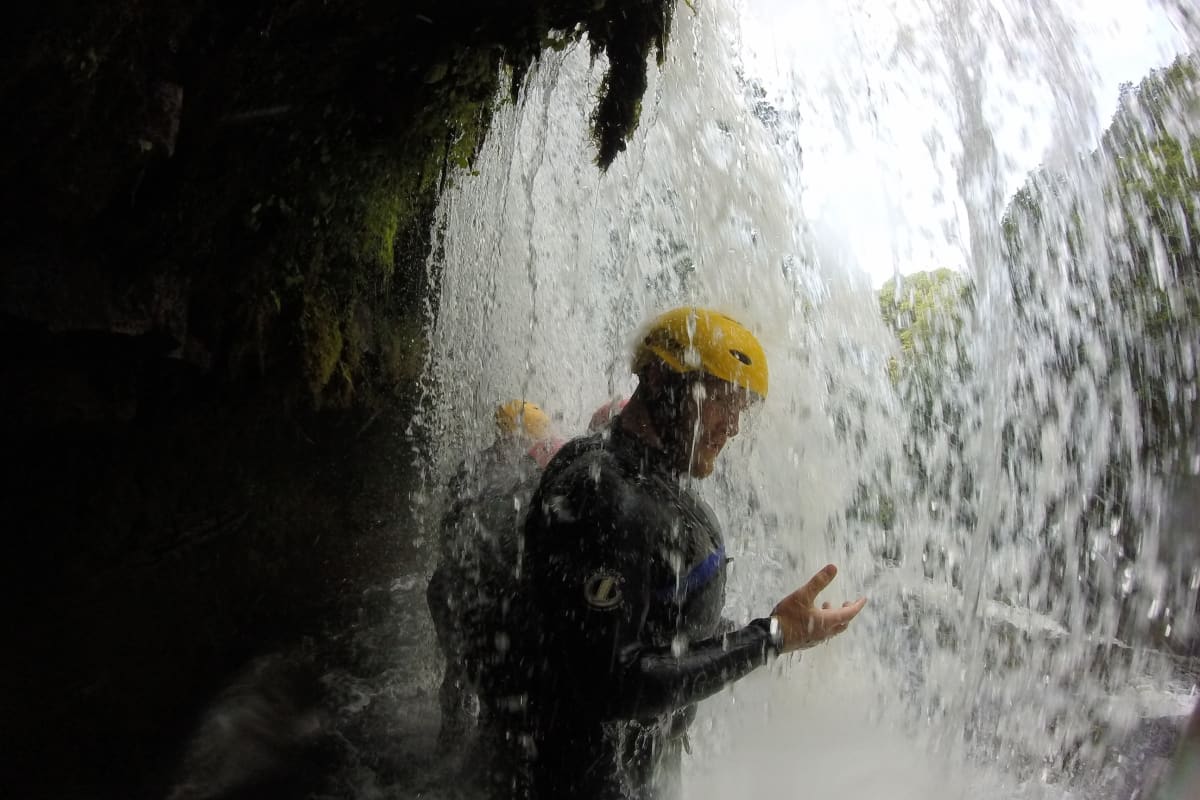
[418,1,1199,798]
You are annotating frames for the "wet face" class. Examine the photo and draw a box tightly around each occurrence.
[680,376,751,478]
[637,364,754,478]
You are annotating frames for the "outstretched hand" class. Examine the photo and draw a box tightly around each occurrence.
[771,564,867,654]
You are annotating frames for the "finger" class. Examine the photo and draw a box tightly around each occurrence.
[818,624,848,645]
[817,597,867,625]
[796,564,838,605]
[822,602,832,610]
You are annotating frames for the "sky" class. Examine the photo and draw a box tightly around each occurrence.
[736,0,1195,286]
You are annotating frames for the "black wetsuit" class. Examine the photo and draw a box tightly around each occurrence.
[503,423,777,800]
[427,443,542,750]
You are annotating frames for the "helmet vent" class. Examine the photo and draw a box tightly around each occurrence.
[729,349,752,365]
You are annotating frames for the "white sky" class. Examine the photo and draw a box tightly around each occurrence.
[737,0,1195,286]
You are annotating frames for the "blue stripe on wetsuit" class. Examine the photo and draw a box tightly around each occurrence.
[655,546,725,602]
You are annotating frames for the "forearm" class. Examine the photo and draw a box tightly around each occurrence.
[607,619,777,719]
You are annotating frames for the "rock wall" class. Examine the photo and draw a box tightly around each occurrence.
[1,1,676,796]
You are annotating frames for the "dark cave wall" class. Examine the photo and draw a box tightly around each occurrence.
[1,1,676,795]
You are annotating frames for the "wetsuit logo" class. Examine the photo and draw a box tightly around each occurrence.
[583,570,623,610]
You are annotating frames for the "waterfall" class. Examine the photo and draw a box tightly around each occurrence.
[420,1,1199,797]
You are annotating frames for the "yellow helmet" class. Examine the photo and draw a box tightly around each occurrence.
[632,307,769,398]
[495,400,552,440]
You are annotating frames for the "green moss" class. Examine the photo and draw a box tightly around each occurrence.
[1,8,694,791]
[355,179,404,279]
[583,0,677,168]
[382,315,428,384]
[300,291,344,399]
[5,0,688,424]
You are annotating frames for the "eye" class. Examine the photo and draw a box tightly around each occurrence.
[729,349,752,365]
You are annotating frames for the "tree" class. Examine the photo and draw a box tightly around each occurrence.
[993,52,1200,650]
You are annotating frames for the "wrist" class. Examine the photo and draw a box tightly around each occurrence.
[767,615,784,653]
[750,616,785,655]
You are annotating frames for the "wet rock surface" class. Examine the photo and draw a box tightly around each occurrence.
[3,3,674,797]
[1102,714,1190,800]
[163,569,478,800]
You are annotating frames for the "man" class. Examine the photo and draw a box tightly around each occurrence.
[427,400,560,754]
[503,307,867,799]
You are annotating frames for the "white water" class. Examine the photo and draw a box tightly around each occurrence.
[419,1,1200,798]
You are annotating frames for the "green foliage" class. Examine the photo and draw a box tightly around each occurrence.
[998,54,1200,460]
[878,268,970,360]
[1102,55,1200,455]
[1104,57,1200,284]
[914,53,1200,644]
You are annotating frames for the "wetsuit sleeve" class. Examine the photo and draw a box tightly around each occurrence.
[607,620,777,719]
[527,464,777,721]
